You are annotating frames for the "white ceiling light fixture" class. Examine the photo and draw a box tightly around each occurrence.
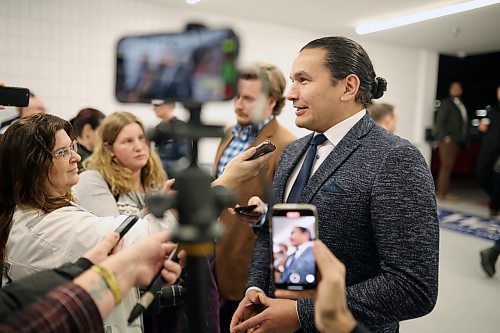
[356,0,500,35]
[185,0,200,4]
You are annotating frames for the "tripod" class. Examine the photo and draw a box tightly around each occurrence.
[147,102,234,333]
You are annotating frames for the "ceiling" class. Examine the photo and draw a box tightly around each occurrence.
[163,0,500,56]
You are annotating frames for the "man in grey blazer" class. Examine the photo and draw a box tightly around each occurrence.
[230,36,439,333]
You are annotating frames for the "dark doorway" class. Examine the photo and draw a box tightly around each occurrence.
[431,51,500,179]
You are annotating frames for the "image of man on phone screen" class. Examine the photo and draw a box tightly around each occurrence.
[279,226,315,285]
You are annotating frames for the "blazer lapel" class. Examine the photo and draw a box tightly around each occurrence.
[302,114,375,203]
[273,134,312,202]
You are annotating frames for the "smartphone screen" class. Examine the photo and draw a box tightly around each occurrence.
[271,204,318,290]
[115,28,239,104]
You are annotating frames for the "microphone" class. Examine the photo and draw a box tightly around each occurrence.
[128,246,179,324]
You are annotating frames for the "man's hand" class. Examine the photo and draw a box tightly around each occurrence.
[231,293,300,333]
[230,290,266,332]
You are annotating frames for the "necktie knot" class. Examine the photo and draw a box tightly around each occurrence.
[310,134,327,147]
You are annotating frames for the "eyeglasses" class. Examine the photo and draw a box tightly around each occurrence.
[53,140,78,159]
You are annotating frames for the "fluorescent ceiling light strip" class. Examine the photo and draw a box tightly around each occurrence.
[356,0,500,34]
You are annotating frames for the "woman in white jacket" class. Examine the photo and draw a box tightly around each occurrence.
[0,113,269,332]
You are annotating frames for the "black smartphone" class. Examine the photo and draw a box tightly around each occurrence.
[271,204,318,290]
[115,28,239,104]
[114,215,140,239]
[234,204,258,214]
[246,140,276,161]
[0,86,30,107]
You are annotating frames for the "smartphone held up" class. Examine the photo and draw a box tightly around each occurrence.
[271,204,318,290]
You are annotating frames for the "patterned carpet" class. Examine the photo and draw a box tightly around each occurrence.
[438,209,500,241]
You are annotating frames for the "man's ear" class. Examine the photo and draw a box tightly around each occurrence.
[340,74,360,102]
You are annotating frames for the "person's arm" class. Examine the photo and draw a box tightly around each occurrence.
[0,232,120,319]
[346,143,439,325]
[0,232,183,332]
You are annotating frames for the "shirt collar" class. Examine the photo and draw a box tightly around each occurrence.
[232,115,274,142]
[319,109,366,146]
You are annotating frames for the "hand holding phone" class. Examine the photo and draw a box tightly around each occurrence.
[115,215,140,239]
[246,140,276,161]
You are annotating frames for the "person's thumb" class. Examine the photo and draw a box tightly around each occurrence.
[257,293,273,307]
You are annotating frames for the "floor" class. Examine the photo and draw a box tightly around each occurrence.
[400,177,500,333]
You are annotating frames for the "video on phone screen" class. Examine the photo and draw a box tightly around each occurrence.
[272,213,316,287]
[115,28,238,104]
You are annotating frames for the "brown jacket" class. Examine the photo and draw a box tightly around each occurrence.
[213,118,296,300]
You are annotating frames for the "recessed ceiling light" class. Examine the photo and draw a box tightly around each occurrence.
[185,0,200,4]
[356,0,500,35]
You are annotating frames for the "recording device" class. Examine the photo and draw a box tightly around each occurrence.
[0,86,30,107]
[115,27,239,104]
[114,215,139,239]
[234,204,258,214]
[271,203,318,290]
[246,140,276,161]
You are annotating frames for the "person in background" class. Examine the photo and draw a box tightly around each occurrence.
[367,102,397,133]
[74,111,166,217]
[231,36,438,333]
[74,111,187,333]
[434,81,468,201]
[0,231,183,332]
[477,84,500,277]
[0,91,46,134]
[70,107,106,171]
[148,100,192,178]
[213,62,296,333]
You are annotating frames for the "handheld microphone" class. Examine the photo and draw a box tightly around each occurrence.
[128,246,179,324]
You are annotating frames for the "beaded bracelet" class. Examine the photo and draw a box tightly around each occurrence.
[91,265,122,305]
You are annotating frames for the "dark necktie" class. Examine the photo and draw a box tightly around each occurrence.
[287,134,327,203]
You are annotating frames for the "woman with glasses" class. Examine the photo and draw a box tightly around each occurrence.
[0,113,269,333]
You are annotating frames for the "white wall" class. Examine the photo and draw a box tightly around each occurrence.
[0,0,438,166]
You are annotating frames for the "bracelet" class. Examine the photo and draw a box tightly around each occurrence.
[91,265,122,305]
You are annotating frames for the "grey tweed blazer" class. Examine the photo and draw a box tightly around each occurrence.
[247,114,439,333]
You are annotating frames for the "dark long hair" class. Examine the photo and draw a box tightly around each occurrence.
[70,107,105,138]
[0,114,73,266]
[301,36,387,107]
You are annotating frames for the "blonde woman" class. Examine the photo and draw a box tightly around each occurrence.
[74,111,167,217]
